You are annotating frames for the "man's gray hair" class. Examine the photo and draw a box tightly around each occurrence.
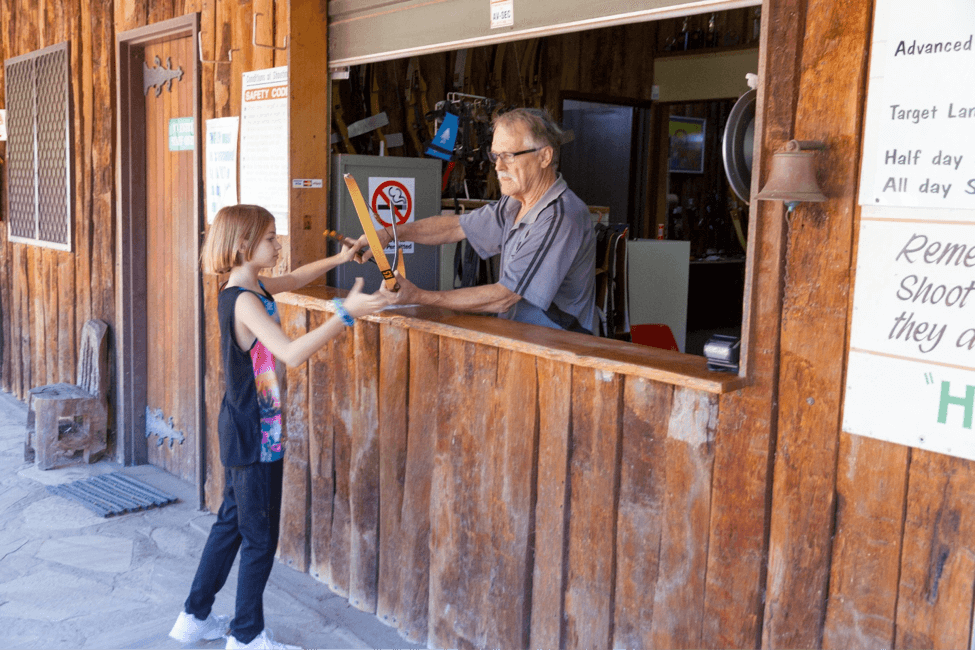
[493,108,564,168]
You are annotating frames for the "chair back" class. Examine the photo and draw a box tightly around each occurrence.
[77,319,110,397]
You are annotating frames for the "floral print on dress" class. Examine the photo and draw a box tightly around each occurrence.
[251,286,283,462]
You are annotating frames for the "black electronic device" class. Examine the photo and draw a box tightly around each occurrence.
[704,334,741,373]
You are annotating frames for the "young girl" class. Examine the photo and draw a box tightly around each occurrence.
[168,204,387,650]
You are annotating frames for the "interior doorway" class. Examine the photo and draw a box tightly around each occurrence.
[560,97,652,229]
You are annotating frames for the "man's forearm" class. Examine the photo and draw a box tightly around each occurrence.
[414,282,521,314]
[390,215,466,246]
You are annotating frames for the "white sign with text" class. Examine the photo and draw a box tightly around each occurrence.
[240,67,289,235]
[858,0,975,210]
[845,0,975,460]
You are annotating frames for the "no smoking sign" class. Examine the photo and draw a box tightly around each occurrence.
[367,177,416,253]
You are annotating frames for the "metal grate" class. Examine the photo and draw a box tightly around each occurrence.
[46,472,179,518]
[5,58,36,240]
[3,42,72,250]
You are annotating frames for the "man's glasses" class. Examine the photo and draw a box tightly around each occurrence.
[487,148,538,164]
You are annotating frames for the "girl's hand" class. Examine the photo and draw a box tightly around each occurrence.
[335,237,360,264]
[342,277,391,318]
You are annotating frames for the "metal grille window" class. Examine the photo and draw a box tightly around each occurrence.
[4,42,72,251]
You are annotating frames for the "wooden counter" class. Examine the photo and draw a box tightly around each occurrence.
[279,286,747,394]
[268,283,747,648]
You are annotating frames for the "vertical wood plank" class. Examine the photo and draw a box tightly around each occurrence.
[702,0,803,645]
[393,329,438,644]
[563,367,622,650]
[308,310,335,583]
[762,0,874,644]
[15,247,29,399]
[328,324,355,597]
[203,275,225,512]
[279,303,310,572]
[429,340,537,648]
[612,377,673,649]
[650,387,718,649]
[530,357,572,650]
[57,252,75,383]
[894,451,975,650]
[349,319,381,612]
[287,0,328,268]
[377,325,408,624]
[29,247,45,388]
[91,0,114,325]
[822,434,908,649]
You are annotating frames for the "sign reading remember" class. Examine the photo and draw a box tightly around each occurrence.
[845,0,975,460]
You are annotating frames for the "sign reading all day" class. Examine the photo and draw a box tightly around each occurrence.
[368,176,415,254]
[845,0,975,461]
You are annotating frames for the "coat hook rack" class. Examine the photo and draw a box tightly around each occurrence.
[253,13,289,51]
[198,32,239,64]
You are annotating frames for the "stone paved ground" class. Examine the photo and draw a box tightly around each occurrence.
[0,390,420,650]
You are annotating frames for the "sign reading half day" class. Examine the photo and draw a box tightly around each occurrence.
[368,176,415,254]
[845,0,975,461]
[858,0,975,209]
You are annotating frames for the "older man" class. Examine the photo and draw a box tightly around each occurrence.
[357,108,596,334]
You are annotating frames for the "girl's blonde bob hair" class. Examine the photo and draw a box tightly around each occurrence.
[201,204,276,274]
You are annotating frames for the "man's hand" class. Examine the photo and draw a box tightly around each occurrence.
[379,271,421,305]
[352,229,392,264]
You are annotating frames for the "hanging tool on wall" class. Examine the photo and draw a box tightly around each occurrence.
[515,39,539,107]
[405,57,431,157]
[521,39,545,109]
[345,66,391,155]
[331,81,356,154]
[369,65,389,153]
[489,43,509,107]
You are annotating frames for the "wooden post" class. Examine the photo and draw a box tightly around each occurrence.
[288,0,328,269]
[762,0,874,646]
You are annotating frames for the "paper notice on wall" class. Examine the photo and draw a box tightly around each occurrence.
[0,109,7,141]
[845,0,975,461]
[204,117,239,223]
[858,0,975,210]
[240,67,289,235]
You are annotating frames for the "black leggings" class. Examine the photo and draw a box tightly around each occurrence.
[184,459,283,644]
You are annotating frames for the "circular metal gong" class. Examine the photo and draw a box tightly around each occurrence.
[722,89,757,204]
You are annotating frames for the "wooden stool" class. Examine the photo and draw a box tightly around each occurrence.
[25,320,111,470]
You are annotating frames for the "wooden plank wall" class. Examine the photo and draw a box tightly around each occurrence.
[275,314,725,648]
[6,0,975,646]
[0,0,288,501]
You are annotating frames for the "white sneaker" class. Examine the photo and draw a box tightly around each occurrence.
[169,610,230,643]
[225,628,302,650]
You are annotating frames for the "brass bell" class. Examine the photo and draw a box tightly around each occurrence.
[755,140,827,212]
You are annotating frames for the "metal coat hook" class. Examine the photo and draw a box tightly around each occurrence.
[198,32,239,64]
[253,13,288,51]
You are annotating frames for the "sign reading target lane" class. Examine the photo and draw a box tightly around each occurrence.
[368,177,416,253]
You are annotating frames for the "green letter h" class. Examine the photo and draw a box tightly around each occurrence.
[938,381,975,429]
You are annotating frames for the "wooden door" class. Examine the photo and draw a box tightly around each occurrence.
[141,32,200,482]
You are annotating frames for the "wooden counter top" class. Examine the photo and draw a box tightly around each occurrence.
[279,286,748,394]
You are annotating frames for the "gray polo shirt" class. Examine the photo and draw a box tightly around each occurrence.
[459,175,596,334]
